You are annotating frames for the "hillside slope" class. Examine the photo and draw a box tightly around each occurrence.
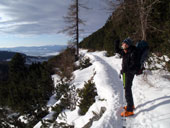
[80,0,170,57]
[35,50,170,128]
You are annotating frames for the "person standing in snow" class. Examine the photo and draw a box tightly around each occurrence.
[115,38,138,117]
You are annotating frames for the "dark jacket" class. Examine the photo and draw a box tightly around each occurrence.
[115,41,138,74]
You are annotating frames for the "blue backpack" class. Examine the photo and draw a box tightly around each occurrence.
[135,40,149,75]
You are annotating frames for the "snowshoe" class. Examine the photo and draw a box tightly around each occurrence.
[121,110,134,117]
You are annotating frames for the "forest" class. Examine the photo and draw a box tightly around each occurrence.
[80,0,170,59]
[0,53,54,127]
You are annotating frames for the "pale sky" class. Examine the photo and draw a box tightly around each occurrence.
[0,0,111,48]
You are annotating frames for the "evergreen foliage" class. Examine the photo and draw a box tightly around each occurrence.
[80,19,116,56]
[54,80,77,113]
[0,108,26,128]
[79,55,92,70]
[42,80,77,127]
[80,0,170,59]
[0,53,54,127]
[41,47,79,127]
[0,62,9,81]
[78,73,97,115]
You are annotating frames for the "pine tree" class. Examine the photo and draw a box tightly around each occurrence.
[9,53,27,82]
[78,74,97,115]
[7,53,27,110]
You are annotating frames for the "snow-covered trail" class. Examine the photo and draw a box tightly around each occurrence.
[86,51,170,128]
[86,52,125,128]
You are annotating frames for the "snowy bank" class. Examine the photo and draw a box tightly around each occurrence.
[34,50,170,128]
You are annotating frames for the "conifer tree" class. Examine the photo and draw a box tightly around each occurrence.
[62,0,87,59]
[9,53,27,82]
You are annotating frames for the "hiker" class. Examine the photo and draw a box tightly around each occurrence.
[115,38,137,117]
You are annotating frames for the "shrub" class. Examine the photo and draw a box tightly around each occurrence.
[55,79,77,108]
[78,73,97,115]
[55,80,70,100]
[60,85,77,111]
[53,122,74,128]
[53,79,77,119]
[52,104,65,120]
[79,55,92,70]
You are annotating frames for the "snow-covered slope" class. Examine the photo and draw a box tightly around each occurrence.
[35,50,170,128]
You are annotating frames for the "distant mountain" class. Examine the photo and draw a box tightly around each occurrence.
[0,51,24,61]
[0,51,54,64]
[0,50,51,80]
[0,45,67,57]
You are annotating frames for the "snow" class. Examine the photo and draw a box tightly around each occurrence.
[47,94,58,108]
[34,50,170,128]
[129,71,170,128]
[73,64,95,89]
[19,116,28,124]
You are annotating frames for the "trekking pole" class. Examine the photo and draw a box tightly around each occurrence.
[122,73,126,128]
[123,73,126,89]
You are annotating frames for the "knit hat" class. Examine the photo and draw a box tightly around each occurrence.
[122,38,132,46]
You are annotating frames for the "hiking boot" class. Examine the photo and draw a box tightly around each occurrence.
[121,110,134,117]
[123,105,135,110]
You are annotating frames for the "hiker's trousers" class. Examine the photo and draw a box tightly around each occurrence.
[124,72,134,112]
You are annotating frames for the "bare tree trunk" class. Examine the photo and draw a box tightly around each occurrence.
[138,0,160,41]
[138,0,146,40]
[108,0,160,41]
[76,0,79,57]
[62,0,87,59]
